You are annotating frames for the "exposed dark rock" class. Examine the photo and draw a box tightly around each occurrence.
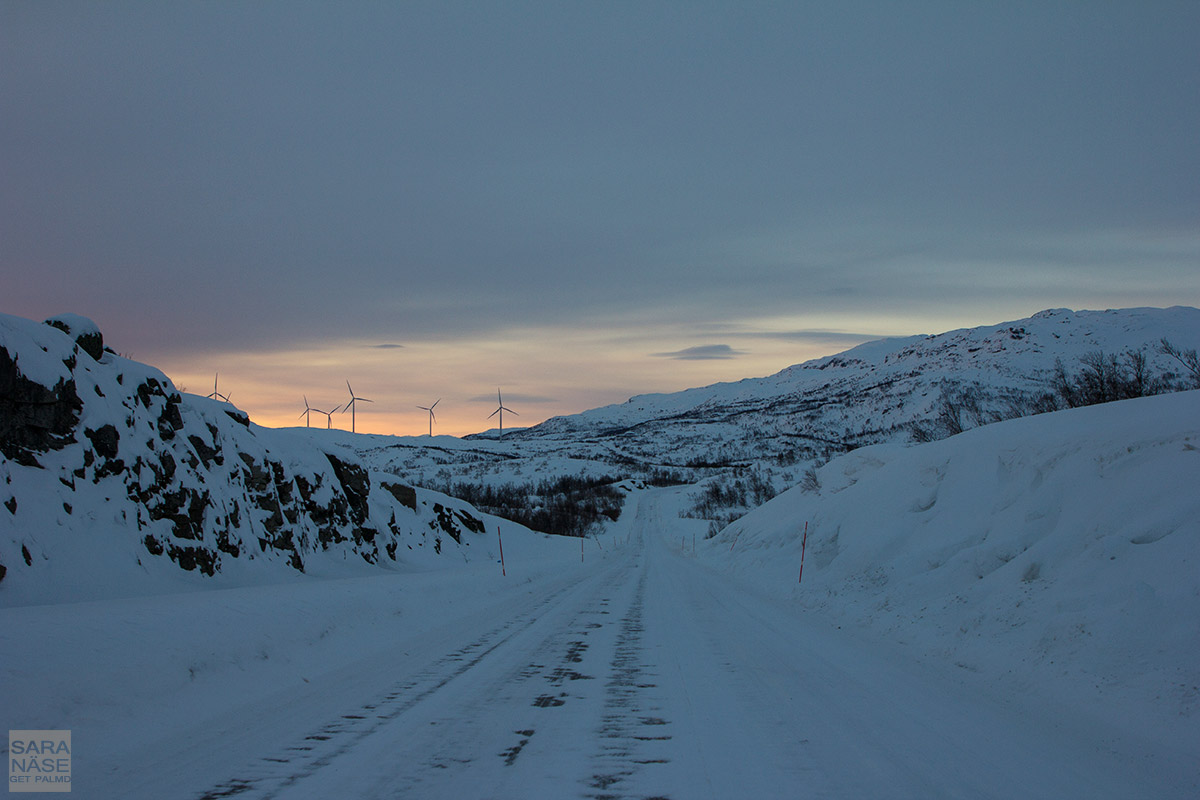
[22,545,32,566]
[457,509,486,534]
[143,535,164,556]
[215,529,240,558]
[325,453,370,524]
[93,458,125,481]
[167,543,217,576]
[0,562,6,583]
[0,345,83,466]
[85,424,120,459]
[270,462,294,505]
[147,486,209,541]
[224,408,250,427]
[156,397,183,441]
[4,497,15,514]
[135,378,163,408]
[44,314,104,361]
[431,503,462,543]
[382,481,418,511]
[155,452,176,485]
[239,453,271,493]
[188,434,221,468]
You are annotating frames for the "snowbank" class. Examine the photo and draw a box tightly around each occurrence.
[704,390,1200,741]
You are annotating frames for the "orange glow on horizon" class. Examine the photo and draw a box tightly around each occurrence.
[150,317,882,439]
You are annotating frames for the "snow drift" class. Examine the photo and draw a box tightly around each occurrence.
[705,389,1200,742]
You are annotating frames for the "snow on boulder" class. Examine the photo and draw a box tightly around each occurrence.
[44,313,104,361]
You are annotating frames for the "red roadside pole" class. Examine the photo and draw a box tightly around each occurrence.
[498,526,506,577]
[581,536,584,562]
[798,521,808,584]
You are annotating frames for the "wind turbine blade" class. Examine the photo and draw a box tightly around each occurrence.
[488,408,500,419]
[362,397,374,403]
[347,380,354,395]
[431,399,440,409]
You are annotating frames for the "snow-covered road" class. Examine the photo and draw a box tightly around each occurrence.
[7,489,1188,798]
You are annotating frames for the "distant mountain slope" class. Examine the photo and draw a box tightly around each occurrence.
[703,389,1200,746]
[509,307,1200,467]
[0,313,513,606]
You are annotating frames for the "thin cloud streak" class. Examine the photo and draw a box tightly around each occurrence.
[653,345,747,361]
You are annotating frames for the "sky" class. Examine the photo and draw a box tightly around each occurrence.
[3,1,1198,436]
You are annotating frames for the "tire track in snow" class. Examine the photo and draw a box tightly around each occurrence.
[192,574,587,800]
[584,561,675,800]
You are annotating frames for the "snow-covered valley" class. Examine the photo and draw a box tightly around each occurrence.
[2,307,1198,797]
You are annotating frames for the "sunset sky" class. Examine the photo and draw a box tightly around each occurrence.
[3,1,1198,436]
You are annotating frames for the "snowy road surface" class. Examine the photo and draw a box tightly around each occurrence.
[8,489,1189,799]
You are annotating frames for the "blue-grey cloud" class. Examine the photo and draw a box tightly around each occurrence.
[654,345,747,361]
[2,2,1197,363]
[367,344,405,350]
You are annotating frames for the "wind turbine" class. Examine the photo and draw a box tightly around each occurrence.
[417,399,440,437]
[298,395,314,428]
[341,380,373,433]
[207,372,230,403]
[487,389,518,437]
[312,403,340,430]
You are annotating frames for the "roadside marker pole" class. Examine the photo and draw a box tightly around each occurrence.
[581,536,585,562]
[729,530,740,552]
[498,526,506,577]
[798,521,808,584]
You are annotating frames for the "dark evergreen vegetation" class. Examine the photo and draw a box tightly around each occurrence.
[435,473,625,538]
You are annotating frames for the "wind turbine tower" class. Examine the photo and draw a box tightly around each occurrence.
[341,380,373,434]
[207,373,230,403]
[298,395,315,428]
[312,404,340,430]
[488,389,518,437]
[417,399,440,437]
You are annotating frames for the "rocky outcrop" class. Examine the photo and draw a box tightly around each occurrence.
[0,344,83,467]
[0,313,497,600]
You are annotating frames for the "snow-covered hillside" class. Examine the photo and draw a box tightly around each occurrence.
[361,306,1200,489]
[0,313,547,606]
[702,389,1200,748]
[532,306,1200,445]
